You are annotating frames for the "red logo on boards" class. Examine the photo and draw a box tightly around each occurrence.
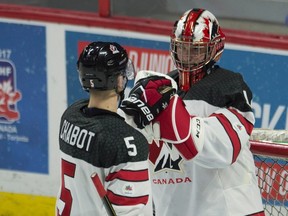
[0,60,22,122]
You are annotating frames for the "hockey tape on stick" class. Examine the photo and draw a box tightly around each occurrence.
[91,173,117,216]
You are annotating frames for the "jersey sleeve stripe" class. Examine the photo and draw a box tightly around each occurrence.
[106,169,149,182]
[228,108,254,135]
[211,113,241,163]
[107,190,149,206]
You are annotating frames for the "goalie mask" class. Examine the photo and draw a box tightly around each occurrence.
[77,41,135,98]
[170,8,225,91]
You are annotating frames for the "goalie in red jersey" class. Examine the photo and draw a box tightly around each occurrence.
[119,8,265,216]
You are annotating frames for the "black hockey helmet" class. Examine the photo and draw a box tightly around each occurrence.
[77,41,135,91]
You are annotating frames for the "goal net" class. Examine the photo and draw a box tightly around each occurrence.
[250,129,288,216]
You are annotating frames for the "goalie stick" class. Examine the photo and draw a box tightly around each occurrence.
[91,172,117,216]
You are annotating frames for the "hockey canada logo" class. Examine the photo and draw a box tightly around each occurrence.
[0,60,22,123]
[110,44,119,54]
[150,141,183,173]
[122,183,135,195]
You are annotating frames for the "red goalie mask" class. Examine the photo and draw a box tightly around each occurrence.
[170,8,225,91]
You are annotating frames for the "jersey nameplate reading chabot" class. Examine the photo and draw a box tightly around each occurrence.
[60,119,95,151]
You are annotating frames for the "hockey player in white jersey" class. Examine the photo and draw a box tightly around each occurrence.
[56,42,153,216]
[119,8,265,216]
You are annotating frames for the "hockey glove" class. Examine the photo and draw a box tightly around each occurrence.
[120,76,176,129]
[153,95,204,160]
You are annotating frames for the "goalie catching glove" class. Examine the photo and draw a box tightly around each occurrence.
[120,76,176,129]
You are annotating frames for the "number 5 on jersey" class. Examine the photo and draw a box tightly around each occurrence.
[124,136,137,156]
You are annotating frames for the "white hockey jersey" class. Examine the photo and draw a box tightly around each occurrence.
[56,100,152,216]
[120,67,264,216]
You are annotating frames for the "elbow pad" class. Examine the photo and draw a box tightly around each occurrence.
[153,95,204,160]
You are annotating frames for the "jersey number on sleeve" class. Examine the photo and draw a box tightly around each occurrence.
[57,159,76,216]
